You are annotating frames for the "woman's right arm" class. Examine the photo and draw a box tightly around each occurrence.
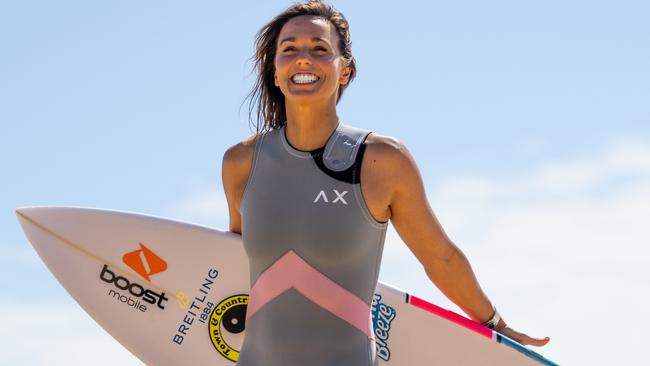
[221,135,257,235]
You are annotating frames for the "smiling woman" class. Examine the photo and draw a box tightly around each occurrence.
[241,0,356,134]
[223,1,550,365]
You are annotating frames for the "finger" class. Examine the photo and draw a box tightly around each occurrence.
[525,335,551,347]
[501,328,551,347]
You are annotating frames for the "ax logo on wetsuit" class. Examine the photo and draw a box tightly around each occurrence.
[313,189,349,205]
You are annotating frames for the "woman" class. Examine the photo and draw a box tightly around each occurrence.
[222,1,550,365]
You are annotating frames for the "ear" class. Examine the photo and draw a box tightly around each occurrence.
[339,66,351,85]
[274,74,279,87]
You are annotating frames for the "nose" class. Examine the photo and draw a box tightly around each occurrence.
[295,49,312,66]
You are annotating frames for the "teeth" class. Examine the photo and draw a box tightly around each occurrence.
[292,74,319,84]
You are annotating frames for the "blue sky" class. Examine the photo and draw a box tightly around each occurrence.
[1,1,648,365]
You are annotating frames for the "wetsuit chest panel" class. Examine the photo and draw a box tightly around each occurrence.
[238,122,388,366]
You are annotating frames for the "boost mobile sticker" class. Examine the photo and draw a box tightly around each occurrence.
[209,294,248,362]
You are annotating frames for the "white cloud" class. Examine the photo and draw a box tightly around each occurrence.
[0,302,142,366]
[379,137,650,365]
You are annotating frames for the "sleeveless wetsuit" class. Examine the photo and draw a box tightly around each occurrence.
[238,120,388,366]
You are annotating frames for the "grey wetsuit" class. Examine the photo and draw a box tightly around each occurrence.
[238,121,388,366]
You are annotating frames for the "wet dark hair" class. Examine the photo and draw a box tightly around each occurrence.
[240,0,357,134]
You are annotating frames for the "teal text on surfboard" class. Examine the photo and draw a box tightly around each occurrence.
[371,293,396,361]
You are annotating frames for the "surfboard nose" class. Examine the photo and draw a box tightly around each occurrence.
[16,206,42,221]
[15,206,55,222]
[16,206,79,219]
[16,206,41,216]
[15,206,77,231]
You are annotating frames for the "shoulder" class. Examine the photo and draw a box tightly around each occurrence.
[223,133,259,164]
[364,132,401,152]
[363,131,413,169]
[362,131,422,195]
[222,132,261,187]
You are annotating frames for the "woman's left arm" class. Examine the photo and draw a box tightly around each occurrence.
[383,138,550,347]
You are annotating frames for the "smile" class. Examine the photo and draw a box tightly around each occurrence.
[291,73,320,85]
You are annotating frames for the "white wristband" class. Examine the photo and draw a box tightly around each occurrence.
[481,307,501,330]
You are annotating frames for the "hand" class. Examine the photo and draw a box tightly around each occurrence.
[494,319,550,347]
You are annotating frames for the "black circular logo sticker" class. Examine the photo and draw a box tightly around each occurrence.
[209,294,248,362]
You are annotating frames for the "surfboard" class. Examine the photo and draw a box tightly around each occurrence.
[15,206,557,365]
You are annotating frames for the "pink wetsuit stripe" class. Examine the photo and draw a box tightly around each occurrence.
[247,250,374,340]
[409,294,492,338]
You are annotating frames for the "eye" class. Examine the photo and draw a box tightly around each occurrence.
[282,46,328,52]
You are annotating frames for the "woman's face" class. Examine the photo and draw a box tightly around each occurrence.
[274,15,351,104]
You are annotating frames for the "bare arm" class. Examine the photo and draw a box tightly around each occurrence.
[385,138,550,347]
[221,135,256,235]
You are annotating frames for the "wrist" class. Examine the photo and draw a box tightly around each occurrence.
[480,306,503,330]
[493,318,507,332]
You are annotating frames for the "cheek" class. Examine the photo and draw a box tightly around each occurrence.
[275,51,295,63]
[274,54,286,69]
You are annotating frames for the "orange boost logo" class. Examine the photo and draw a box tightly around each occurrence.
[122,243,168,282]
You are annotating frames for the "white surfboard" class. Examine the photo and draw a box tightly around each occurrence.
[16,206,557,365]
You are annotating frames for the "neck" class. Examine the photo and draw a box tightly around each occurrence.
[284,101,340,151]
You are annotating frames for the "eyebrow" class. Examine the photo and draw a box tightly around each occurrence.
[279,36,329,45]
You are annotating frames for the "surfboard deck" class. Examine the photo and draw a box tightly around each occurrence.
[16,206,557,365]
